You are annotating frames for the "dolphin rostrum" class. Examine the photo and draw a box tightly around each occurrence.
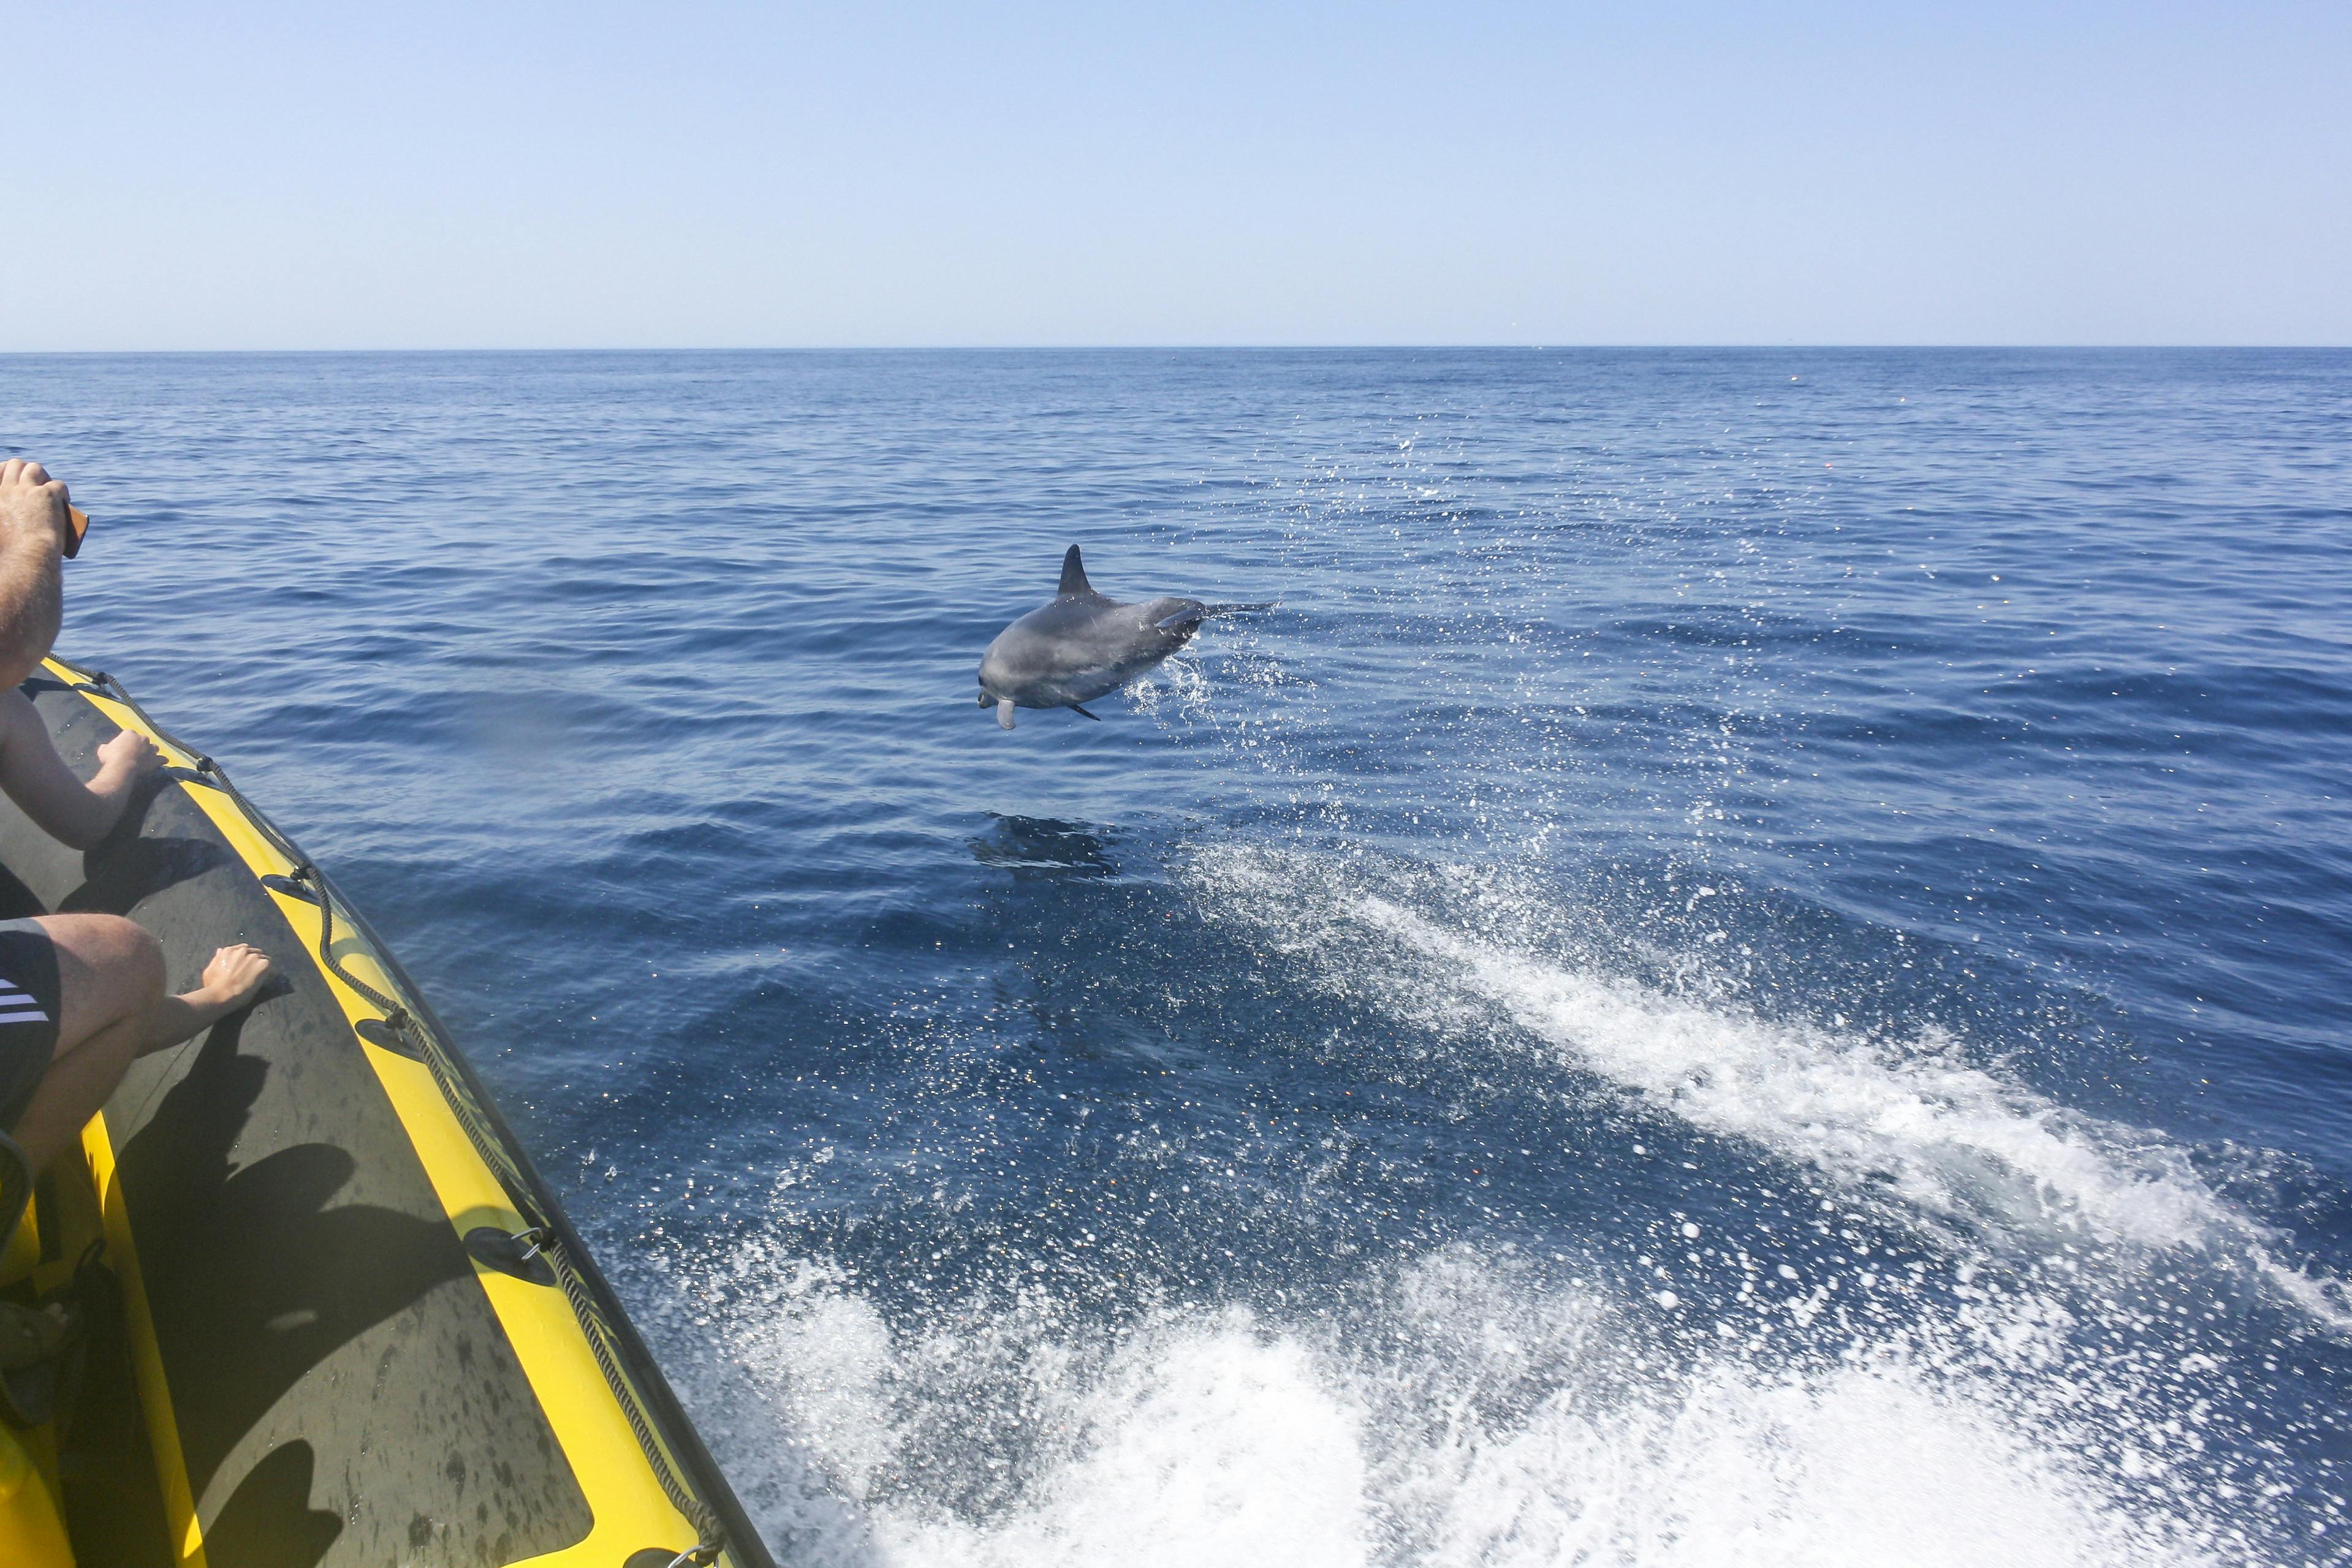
[977,546,1272,729]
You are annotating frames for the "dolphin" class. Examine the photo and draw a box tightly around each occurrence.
[977,546,1272,729]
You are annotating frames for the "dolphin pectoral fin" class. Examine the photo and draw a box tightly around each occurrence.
[1155,606,1205,632]
[1058,545,1094,598]
[998,699,1017,729]
[1068,702,1102,721]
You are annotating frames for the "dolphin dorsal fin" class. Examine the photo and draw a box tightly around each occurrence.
[1058,545,1094,598]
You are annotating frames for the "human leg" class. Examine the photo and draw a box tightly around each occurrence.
[136,944,272,1056]
[7,1010,146,1175]
[3,916,271,1175]
[1,914,159,1175]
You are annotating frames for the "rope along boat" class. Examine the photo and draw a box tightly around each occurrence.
[0,656,770,1568]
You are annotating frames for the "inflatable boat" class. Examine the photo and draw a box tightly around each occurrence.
[0,657,772,1568]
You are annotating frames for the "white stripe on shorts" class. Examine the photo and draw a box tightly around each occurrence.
[0,974,42,1023]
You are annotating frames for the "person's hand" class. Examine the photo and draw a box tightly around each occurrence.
[0,458,72,556]
[96,729,164,781]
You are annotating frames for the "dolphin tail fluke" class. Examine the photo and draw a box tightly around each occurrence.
[1068,702,1102,721]
[998,698,1017,729]
[1202,600,1278,616]
[1058,545,1094,598]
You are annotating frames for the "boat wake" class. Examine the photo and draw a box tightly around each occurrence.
[631,839,2345,1567]
[656,1242,2234,1567]
[1193,844,2352,1333]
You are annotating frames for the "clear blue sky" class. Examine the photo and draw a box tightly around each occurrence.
[10,1,2349,349]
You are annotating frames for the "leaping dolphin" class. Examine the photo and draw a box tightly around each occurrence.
[977,547,1272,729]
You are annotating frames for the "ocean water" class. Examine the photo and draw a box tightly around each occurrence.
[6,348,2351,1565]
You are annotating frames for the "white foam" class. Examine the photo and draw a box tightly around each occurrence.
[747,1264,904,1496]
[679,1246,2217,1568]
[1453,1358,2198,1567]
[893,1318,1371,1568]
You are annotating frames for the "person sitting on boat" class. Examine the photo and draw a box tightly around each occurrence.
[0,457,273,1175]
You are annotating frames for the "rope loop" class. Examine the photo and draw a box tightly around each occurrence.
[289,860,411,1021]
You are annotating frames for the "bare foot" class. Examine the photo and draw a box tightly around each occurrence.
[137,943,279,1058]
[195,943,273,1009]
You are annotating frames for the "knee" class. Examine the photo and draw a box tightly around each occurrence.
[83,916,165,1001]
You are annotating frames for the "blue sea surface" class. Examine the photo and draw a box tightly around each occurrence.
[7,349,2351,1565]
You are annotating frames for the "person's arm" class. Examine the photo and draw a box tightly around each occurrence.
[0,458,66,687]
[0,691,161,848]
[0,458,164,847]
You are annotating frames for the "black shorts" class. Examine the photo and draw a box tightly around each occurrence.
[0,918,62,1135]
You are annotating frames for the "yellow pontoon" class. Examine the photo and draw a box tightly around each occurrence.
[0,657,770,1568]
